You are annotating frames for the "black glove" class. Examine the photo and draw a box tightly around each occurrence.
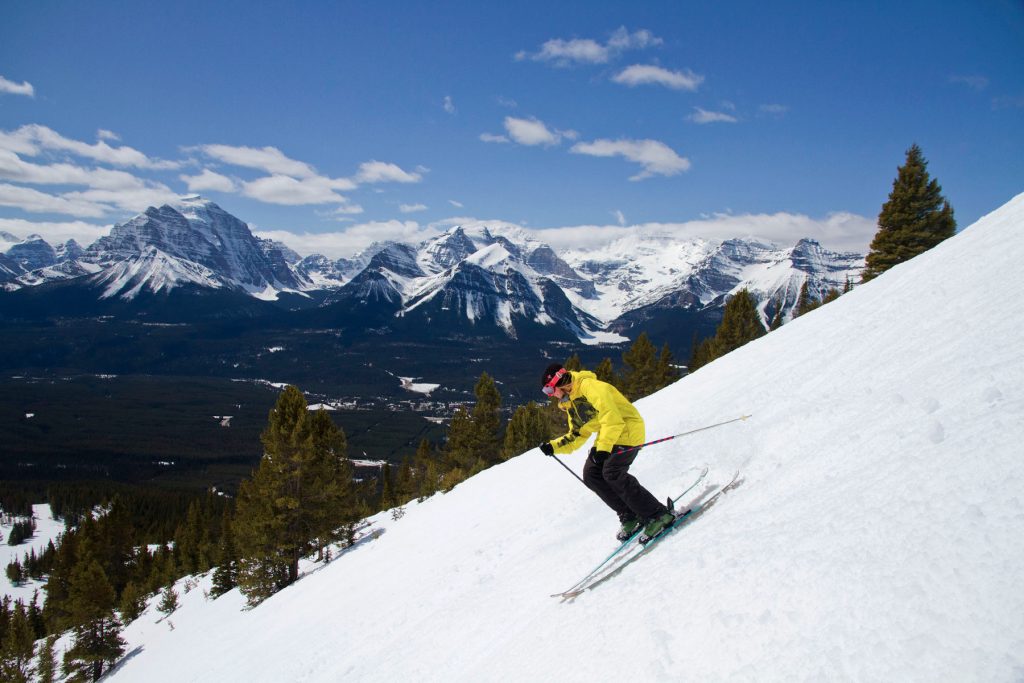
[589,448,611,465]
[539,441,554,456]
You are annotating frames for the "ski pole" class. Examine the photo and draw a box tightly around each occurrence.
[612,414,752,457]
[548,453,588,487]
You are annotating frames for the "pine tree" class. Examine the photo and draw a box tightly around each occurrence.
[688,288,766,372]
[0,601,35,683]
[470,373,503,468]
[157,584,178,616]
[795,280,817,317]
[118,581,147,623]
[501,402,552,460]
[564,353,582,371]
[654,342,681,389]
[62,557,125,682]
[621,332,659,400]
[594,357,618,386]
[210,509,238,598]
[863,143,956,282]
[233,387,354,605]
[36,636,58,683]
[768,296,785,330]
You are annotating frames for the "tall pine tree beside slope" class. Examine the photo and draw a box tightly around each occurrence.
[862,144,956,282]
[234,386,355,605]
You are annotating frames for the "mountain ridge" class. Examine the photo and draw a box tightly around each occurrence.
[1,198,864,342]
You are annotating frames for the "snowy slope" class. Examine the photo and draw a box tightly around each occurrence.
[1,505,65,604]
[106,194,1024,682]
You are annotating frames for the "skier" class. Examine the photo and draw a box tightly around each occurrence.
[538,363,675,542]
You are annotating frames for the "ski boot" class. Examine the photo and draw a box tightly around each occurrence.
[616,516,642,542]
[638,510,676,545]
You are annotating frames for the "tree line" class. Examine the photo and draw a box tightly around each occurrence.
[688,143,954,373]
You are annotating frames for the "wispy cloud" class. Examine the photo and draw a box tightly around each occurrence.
[400,203,428,213]
[0,183,109,218]
[242,175,353,206]
[0,130,180,218]
[0,217,112,246]
[443,96,456,114]
[516,27,662,67]
[197,144,327,181]
[5,124,179,170]
[570,138,690,180]
[255,220,437,259]
[759,104,789,118]
[504,117,563,146]
[612,65,703,91]
[180,169,237,193]
[0,75,35,97]
[191,146,422,207]
[689,107,738,124]
[949,74,989,91]
[448,199,464,208]
[480,133,510,144]
[355,161,423,184]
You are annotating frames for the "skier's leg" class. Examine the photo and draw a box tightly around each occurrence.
[582,449,634,518]
[602,446,670,520]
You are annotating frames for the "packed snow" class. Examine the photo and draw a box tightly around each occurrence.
[92,193,1024,681]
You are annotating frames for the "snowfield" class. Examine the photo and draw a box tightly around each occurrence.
[106,194,1024,682]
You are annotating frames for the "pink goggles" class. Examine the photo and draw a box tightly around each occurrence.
[542,368,566,396]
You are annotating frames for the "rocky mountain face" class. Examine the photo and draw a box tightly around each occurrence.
[0,199,865,343]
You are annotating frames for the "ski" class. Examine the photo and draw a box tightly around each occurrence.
[549,466,709,599]
[554,470,741,600]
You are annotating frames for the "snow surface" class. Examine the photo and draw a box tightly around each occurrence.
[104,194,1024,681]
[1,504,65,604]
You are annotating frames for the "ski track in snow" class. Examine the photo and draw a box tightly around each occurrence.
[94,192,1024,682]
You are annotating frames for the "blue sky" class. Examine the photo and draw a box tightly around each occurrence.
[1,1,1022,257]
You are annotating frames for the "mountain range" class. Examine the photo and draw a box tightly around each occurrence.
[0,197,864,347]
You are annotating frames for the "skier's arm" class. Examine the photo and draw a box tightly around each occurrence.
[550,428,590,455]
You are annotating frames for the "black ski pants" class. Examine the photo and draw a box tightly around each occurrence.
[581,445,667,521]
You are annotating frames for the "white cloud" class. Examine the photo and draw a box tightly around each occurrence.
[3,124,179,170]
[242,175,353,205]
[570,138,691,180]
[0,218,112,247]
[0,183,110,218]
[517,27,662,67]
[0,146,180,217]
[448,199,464,208]
[180,169,237,193]
[355,161,423,184]
[97,129,121,142]
[443,96,456,114]
[0,150,162,191]
[532,211,875,254]
[613,210,626,226]
[0,76,35,97]
[197,144,325,180]
[400,203,428,213]
[607,27,662,51]
[612,64,704,91]
[496,96,518,109]
[504,117,562,146]
[255,220,438,259]
[689,107,739,124]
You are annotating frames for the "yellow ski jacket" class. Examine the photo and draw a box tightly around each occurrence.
[548,370,646,455]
